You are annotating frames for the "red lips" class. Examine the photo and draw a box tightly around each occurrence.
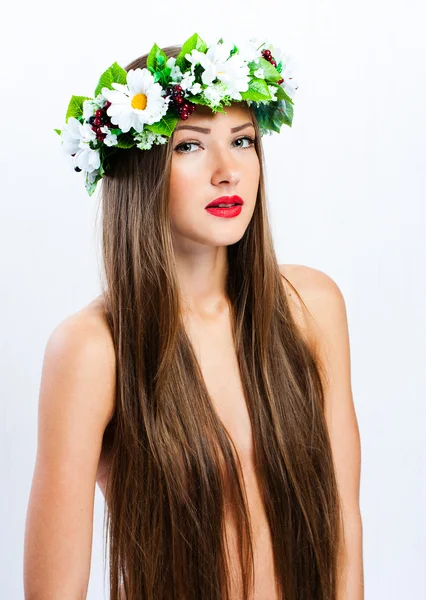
[205,195,244,208]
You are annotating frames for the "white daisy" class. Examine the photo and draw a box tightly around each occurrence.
[101,68,170,134]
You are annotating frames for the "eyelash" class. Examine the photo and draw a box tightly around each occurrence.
[174,135,256,154]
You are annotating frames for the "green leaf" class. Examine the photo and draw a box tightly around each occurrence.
[54,128,62,136]
[274,99,294,128]
[146,43,169,72]
[157,66,172,87]
[65,95,91,122]
[115,133,135,148]
[175,33,207,71]
[257,57,282,83]
[145,113,179,137]
[85,170,103,196]
[240,78,271,102]
[229,44,239,58]
[94,61,128,97]
[274,84,294,105]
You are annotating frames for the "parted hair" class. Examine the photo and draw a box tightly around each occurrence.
[97,44,344,600]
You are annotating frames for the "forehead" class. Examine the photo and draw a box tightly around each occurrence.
[173,102,253,134]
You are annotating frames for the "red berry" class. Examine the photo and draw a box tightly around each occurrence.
[175,85,182,92]
[92,125,97,132]
[94,117,101,126]
[180,113,189,120]
[271,60,277,67]
[95,109,102,117]
[176,96,183,105]
[105,101,112,108]
[277,78,284,85]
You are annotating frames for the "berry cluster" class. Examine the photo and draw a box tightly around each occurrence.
[88,101,115,141]
[166,85,197,120]
[261,49,284,85]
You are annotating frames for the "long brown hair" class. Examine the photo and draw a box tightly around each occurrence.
[97,44,344,600]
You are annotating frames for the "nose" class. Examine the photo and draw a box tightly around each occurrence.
[210,147,241,187]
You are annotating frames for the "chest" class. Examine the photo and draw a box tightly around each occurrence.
[184,312,254,465]
[183,311,278,599]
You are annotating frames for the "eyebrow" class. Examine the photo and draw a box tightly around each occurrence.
[174,121,255,134]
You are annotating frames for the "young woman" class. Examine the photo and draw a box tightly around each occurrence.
[24,39,363,600]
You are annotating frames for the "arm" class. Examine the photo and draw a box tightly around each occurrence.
[280,264,364,599]
[296,266,364,599]
[24,309,116,599]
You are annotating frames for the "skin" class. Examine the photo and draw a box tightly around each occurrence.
[24,101,363,599]
[168,102,260,319]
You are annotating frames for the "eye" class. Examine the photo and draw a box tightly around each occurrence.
[174,141,199,154]
[233,135,256,149]
[174,135,256,154]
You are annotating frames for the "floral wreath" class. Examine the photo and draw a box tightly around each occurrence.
[55,33,298,196]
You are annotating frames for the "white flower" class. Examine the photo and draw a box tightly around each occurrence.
[166,57,183,83]
[60,120,100,173]
[267,85,278,101]
[100,125,118,147]
[235,37,266,63]
[188,81,202,95]
[83,99,97,120]
[61,117,81,155]
[86,168,100,184]
[179,71,196,91]
[61,118,97,154]
[93,93,106,108]
[73,140,101,173]
[185,42,250,100]
[279,55,298,100]
[79,121,97,142]
[203,82,228,107]
[134,129,168,150]
[101,68,170,134]
[261,38,283,64]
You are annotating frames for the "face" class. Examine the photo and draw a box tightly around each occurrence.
[168,102,260,249]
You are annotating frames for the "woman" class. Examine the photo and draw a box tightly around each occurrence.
[24,36,363,600]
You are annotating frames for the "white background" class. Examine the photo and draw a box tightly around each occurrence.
[1,0,425,597]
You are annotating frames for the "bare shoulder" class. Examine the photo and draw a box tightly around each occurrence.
[45,294,116,427]
[24,296,116,596]
[278,263,346,355]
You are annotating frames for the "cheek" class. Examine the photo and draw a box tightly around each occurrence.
[168,161,201,209]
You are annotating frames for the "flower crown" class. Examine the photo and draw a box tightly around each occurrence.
[55,33,298,196]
